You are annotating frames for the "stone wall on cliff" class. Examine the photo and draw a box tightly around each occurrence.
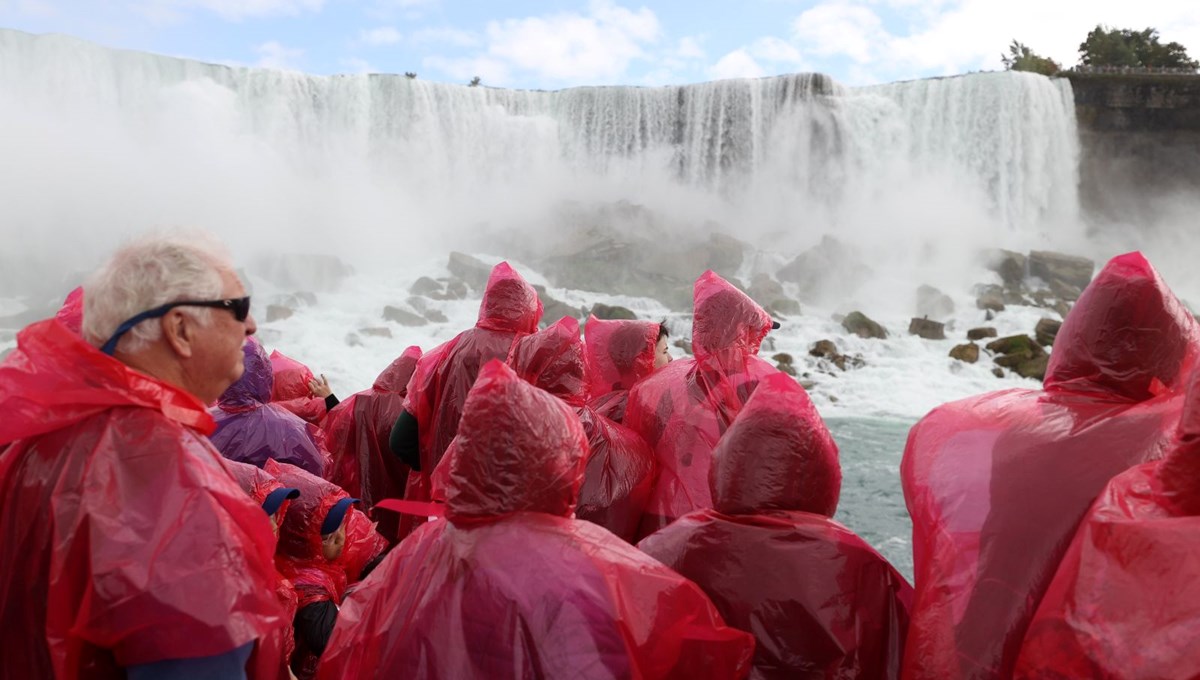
[1064,73,1200,228]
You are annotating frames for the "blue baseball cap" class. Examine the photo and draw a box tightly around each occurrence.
[262,487,300,516]
[321,497,360,536]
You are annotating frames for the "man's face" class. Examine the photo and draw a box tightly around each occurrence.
[189,269,256,403]
[654,335,672,370]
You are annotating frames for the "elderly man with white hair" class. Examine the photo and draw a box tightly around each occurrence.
[0,231,291,680]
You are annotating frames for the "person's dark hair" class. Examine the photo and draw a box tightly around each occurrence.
[657,321,669,341]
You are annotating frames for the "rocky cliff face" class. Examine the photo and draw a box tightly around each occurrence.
[1065,73,1200,227]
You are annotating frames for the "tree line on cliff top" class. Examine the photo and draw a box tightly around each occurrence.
[1002,25,1199,76]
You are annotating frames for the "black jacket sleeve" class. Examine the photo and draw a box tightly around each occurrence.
[389,409,421,471]
[294,600,339,657]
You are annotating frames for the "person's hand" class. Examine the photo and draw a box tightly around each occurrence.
[308,374,333,398]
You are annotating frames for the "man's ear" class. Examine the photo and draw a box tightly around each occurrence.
[161,310,196,359]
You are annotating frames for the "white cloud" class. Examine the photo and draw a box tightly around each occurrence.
[181,0,324,21]
[789,0,1200,84]
[409,27,480,48]
[359,26,402,46]
[675,35,705,60]
[709,49,766,80]
[255,41,304,70]
[748,36,804,65]
[422,0,661,86]
[793,2,885,64]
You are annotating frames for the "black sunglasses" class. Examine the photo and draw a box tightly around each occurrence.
[100,296,251,355]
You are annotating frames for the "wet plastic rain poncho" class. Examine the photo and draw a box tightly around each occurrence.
[640,372,913,679]
[317,360,755,680]
[399,262,542,533]
[1015,365,1200,679]
[625,270,778,537]
[0,319,288,679]
[265,460,388,678]
[584,315,661,423]
[900,252,1200,680]
[270,350,328,425]
[324,346,422,506]
[210,341,331,478]
[226,460,301,680]
[55,285,84,335]
[509,317,655,542]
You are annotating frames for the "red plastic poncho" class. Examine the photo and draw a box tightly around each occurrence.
[266,460,388,592]
[226,460,301,680]
[509,317,656,542]
[55,285,84,335]
[640,372,912,679]
[584,314,660,423]
[399,262,542,534]
[900,252,1200,680]
[318,360,754,680]
[323,346,421,506]
[270,350,329,425]
[0,319,288,679]
[210,341,332,478]
[1015,366,1200,679]
[625,270,778,538]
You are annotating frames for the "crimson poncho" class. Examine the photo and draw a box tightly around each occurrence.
[323,346,421,506]
[640,372,912,679]
[509,317,655,542]
[318,361,754,680]
[1015,366,1200,678]
[625,270,778,537]
[584,315,660,423]
[210,341,331,478]
[901,252,1200,680]
[0,319,288,679]
[399,262,542,533]
[226,460,301,680]
[266,460,387,599]
[270,350,328,425]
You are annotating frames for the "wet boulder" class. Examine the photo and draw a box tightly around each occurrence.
[967,327,998,341]
[909,317,946,340]
[1034,318,1062,347]
[917,284,955,319]
[842,311,888,339]
[1030,250,1094,293]
[447,252,492,290]
[590,303,637,320]
[383,305,427,327]
[949,343,980,363]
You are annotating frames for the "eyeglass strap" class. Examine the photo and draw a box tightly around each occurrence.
[100,306,172,355]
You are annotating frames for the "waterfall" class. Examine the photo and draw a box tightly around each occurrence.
[0,28,1082,294]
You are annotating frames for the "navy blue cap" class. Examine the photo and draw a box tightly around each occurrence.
[321,497,360,536]
[262,487,300,516]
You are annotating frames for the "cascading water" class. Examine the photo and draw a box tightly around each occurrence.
[0,27,1083,286]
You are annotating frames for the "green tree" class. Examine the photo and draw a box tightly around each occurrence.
[1001,40,1061,76]
[1079,25,1198,70]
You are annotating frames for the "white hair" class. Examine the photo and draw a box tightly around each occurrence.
[82,229,235,354]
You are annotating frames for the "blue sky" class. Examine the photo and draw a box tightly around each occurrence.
[2,0,1199,89]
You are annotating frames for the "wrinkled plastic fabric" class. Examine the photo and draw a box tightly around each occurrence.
[225,460,301,680]
[323,346,421,506]
[0,319,287,679]
[584,315,659,422]
[265,460,387,596]
[625,270,777,537]
[270,350,328,425]
[640,373,911,679]
[901,252,1200,680]
[318,361,754,680]
[55,286,84,335]
[509,318,656,541]
[210,341,331,478]
[399,262,542,536]
[1015,367,1200,679]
